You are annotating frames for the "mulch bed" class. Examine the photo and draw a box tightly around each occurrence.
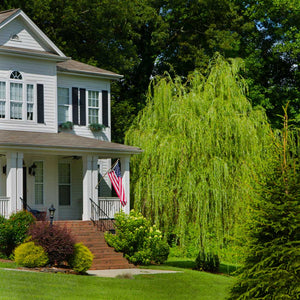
[0,258,78,275]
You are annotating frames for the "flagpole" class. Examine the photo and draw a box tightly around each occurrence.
[95,159,119,189]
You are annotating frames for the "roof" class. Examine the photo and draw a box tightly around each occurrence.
[57,60,123,79]
[0,8,20,25]
[0,130,142,155]
[0,45,65,60]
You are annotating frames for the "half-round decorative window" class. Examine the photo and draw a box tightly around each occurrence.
[10,71,22,80]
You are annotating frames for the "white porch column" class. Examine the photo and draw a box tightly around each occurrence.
[82,155,98,221]
[120,156,130,214]
[6,152,23,215]
[16,152,23,211]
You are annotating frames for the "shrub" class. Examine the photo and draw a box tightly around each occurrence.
[29,222,75,265]
[151,240,170,264]
[0,210,36,256]
[68,243,93,273]
[14,241,48,267]
[194,249,220,273]
[230,113,300,299]
[105,210,169,265]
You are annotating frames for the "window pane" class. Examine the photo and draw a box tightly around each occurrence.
[10,83,23,101]
[88,91,99,107]
[58,88,69,105]
[34,162,43,205]
[10,102,22,119]
[35,184,44,205]
[59,163,70,184]
[58,106,69,123]
[27,103,33,120]
[0,82,5,100]
[88,108,98,124]
[35,162,43,183]
[27,84,34,103]
[59,185,71,205]
[0,101,5,119]
[59,163,71,206]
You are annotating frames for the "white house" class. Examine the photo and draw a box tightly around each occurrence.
[0,8,141,221]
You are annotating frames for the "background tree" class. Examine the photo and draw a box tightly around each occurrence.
[125,56,272,260]
[1,1,299,141]
[230,110,300,299]
[240,0,300,129]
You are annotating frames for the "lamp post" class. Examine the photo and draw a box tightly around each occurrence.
[48,204,56,226]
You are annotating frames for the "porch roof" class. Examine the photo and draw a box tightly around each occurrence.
[0,130,142,155]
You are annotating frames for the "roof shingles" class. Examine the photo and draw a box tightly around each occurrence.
[0,130,141,154]
[0,9,19,25]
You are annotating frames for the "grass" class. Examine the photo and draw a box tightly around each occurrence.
[0,259,235,300]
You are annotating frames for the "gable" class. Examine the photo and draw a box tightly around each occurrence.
[0,16,50,52]
[0,9,66,57]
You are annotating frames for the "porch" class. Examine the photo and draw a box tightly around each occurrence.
[0,130,141,220]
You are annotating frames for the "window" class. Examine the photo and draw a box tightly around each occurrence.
[34,161,44,205]
[59,162,71,206]
[58,87,70,123]
[10,82,23,119]
[0,71,37,121]
[10,71,22,80]
[0,82,6,119]
[88,90,99,124]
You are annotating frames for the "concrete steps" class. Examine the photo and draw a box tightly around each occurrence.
[55,221,134,270]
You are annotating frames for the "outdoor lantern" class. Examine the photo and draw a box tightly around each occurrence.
[48,204,56,225]
[29,163,37,176]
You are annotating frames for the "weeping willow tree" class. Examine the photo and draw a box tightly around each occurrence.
[125,55,272,259]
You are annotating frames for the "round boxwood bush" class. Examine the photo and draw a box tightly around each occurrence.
[194,249,220,273]
[68,243,93,273]
[14,241,48,267]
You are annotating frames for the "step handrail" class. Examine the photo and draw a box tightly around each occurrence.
[90,198,116,232]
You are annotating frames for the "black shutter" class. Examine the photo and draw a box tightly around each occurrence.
[72,87,78,125]
[102,90,108,127]
[79,88,86,125]
[37,84,44,123]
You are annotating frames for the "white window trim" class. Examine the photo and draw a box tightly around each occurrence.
[57,87,72,124]
[58,161,72,206]
[87,89,102,125]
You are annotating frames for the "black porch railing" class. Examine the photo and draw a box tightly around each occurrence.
[20,197,46,220]
[90,198,116,232]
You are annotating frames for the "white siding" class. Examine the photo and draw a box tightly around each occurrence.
[0,17,50,52]
[57,74,111,141]
[0,54,57,133]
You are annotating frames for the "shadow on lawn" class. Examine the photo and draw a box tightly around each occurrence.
[164,259,239,276]
[164,260,195,269]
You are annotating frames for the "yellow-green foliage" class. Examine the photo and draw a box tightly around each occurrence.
[125,55,272,260]
[14,241,48,268]
[68,243,93,273]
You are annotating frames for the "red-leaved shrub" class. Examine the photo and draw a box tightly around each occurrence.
[29,222,75,265]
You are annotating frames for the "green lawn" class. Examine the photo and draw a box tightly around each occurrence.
[0,260,235,300]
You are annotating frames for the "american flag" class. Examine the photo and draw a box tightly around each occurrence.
[108,161,127,207]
